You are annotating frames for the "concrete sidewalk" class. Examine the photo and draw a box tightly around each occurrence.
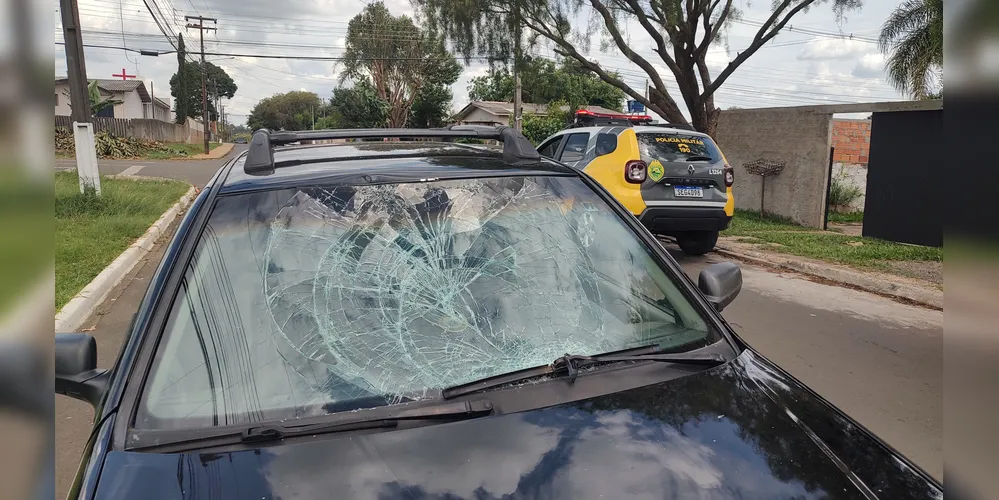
[190,142,234,159]
[714,237,943,309]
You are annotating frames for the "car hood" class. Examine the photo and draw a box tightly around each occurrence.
[93,350,941,500]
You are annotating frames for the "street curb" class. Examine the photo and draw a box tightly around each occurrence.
[713,244,943,310]
[54,185,197,332]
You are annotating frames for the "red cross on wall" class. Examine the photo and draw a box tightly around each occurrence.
[112,68,137,81]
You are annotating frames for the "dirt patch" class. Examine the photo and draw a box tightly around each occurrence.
[881,260,943,285]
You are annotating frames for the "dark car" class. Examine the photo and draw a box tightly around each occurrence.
[56,126,942,500]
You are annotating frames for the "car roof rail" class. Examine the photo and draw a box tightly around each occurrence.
[244,125,541,175]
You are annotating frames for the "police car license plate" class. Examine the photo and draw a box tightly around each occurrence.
[674,186,703,198]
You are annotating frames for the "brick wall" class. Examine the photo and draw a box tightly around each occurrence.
[714,108,833,228]
[831,118,871,165]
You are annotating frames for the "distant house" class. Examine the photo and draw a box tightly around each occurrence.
[452,100,624,126]
[54,78,172,122]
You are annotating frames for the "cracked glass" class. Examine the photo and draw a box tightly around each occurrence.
[136,175,719,429]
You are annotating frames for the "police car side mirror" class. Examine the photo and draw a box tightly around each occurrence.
[698,262,742,312]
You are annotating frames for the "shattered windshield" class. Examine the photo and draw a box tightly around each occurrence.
[137,175,718,429]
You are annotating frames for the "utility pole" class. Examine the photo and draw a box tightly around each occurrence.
[185,15,216,154]
[61,0,101,194]
[512,0,522,132]
[60,0,90,122]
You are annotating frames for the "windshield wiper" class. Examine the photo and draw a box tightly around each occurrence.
[442,348,727,399]
[684,155,714,162]
[241,399,493,443]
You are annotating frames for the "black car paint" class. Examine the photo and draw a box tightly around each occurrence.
[65,143,942,500]
[90,350,940,500]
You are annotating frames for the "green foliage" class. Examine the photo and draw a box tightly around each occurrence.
[879,0,943,99]
[827,172,864,209]
[326,80,391,128]
[409,83,455,128]
[519,99,572,145]
[169,60,237,121]
[247,91,324,131]
[469,57,626,110]
[174,33,187,123]
[341,2,461,127]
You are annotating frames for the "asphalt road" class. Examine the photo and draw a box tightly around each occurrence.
[53,157,942,498]
[54,144,249,187]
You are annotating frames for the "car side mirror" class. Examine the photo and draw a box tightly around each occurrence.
[698,262,743,312]
[55,333,109,407]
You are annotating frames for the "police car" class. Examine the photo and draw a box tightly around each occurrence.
[538,110,735,255]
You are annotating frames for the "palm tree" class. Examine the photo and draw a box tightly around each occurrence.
[878,0,943,100]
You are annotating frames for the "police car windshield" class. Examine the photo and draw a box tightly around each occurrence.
[637,133,722,163]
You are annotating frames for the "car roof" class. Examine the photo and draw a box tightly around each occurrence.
[218,140,576,194]
[551,125,712,138]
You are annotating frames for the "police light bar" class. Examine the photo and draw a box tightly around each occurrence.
[574,109,652,123]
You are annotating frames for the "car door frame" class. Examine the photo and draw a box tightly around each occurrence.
[537,135,566,161]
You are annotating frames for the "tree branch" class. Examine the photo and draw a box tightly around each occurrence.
[587,0,671,103]
[621,0,681,79]
[705,0,813,97]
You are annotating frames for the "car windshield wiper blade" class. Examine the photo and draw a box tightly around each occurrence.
[685,155,714,161]
[241,399,493,443]
[442,347,727,399]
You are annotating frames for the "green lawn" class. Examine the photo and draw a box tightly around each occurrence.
[55,171,190,309]
[723,209,942,269]
[827,211,865,223]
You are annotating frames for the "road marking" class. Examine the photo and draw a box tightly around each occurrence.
[120,165,145,176]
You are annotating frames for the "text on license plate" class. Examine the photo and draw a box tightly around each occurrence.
[674,186,704,198]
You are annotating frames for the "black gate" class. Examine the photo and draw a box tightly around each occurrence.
[862,109,943,247]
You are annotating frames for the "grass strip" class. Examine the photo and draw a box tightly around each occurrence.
[55,171,189,309]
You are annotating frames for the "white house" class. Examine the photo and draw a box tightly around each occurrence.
[452,100,624,127]
[55,78,172,122]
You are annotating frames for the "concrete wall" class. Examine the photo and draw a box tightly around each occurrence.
[714,108,833,228]
[831,118,871,166]
[112,91,144,119]
[54,83,71,116]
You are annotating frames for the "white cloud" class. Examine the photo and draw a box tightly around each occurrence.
[851,53,884,79]
[797,38,873,61]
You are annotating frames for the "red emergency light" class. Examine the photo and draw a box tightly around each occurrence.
[574,109,652,123]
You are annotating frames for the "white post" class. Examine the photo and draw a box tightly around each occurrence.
[73,121,100,195]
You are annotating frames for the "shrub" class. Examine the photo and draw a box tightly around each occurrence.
[828,170,863,210]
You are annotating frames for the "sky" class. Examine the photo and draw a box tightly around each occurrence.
[54,0,909,126]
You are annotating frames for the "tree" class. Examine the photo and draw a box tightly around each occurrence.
[247,91,324,131]
[170,60,237,122]
[408,83,454,128]
[174,33,187,123]
[414,0,862,135]
[878,0,942,100]
[326,80,391,128]
[468,56,626,110]
[340,2,461,127]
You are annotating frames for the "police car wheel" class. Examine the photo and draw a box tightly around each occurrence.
[676,231,718,256]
